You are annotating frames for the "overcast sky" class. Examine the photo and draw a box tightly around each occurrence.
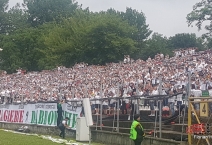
[9,0,207,37]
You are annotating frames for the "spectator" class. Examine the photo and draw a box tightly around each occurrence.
[0,47,212,117]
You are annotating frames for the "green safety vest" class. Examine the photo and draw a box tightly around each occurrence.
[129,120,143,140]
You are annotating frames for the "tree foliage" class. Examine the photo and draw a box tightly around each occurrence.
[208,38,212,48]
[0,27,45,73]
[105,8,152,58]
[23,0,80,26]
[0,0,210,73]
[6,4,29,34]
[187,0,212,38]
[169,33,204,50]
[0,0,9,34]
[106,8,152,42]
[38,12,138,69]
[142,33,172,60]
[0,2,28,35]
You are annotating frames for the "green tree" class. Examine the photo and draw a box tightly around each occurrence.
[106,8,152,59]
[169,33,204,50]
[121,8,152,58]
[0,0,9,34]
[39,12,138,69]
[81,14,138,65]
[142,33,172,60]
[0,27,47,73]
[187,0,212,38]
[37,11,90,69]
[0,2,28,35]
[106,8,151,41]
[6,3,29,34]
[121,8,152,41]
[23,0,80,26]
[0,34,23,73]
[0,0,8,12]
[207,38,212,48]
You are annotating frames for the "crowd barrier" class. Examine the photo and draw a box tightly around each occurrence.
[0,93,186,130]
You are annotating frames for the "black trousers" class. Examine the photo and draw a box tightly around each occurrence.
[121,101,127,114]
[134,140,142,145]
[57,115,62,126]
[59,126,65,138]
[131,104,135,115]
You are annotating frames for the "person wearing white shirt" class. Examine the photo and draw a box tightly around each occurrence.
[131,91,139,115]
[95,94,101,114]
[191,85,201,116]
[176,91,183,103]
[149,86,159,116]
[109,91,117,115]
[200,80,207,90]
[122,92,131,115]
[90,95,96,114]
[59,117,70,139]
[138,88,144,106]
[102,95,109,115]
[168,89,176,116]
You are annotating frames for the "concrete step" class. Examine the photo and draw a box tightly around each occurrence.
[154,130,188,141]
[101,120,156,129]
[90,125,152,134]
[171,124,187,133]
[161,125,173,131]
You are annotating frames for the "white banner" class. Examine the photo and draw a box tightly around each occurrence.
[62,103,82,129]
[26,103,58,126]
[0,104,24,123]
[0,103,82,129]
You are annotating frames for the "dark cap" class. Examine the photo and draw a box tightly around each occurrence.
[134,114,140,120]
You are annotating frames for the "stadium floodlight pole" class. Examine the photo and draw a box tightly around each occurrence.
[159,76,162,138]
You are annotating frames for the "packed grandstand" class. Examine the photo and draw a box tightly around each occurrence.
[0,48,212,116]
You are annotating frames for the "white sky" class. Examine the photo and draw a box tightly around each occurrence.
[9,0,207,37]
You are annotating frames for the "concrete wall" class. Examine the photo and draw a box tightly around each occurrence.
[0,122,186,145]
[91,130,185,145]
[0,122,76,138]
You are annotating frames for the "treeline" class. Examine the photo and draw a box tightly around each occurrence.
[0,0,211,73]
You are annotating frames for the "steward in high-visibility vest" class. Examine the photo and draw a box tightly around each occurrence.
[130,115,145,145]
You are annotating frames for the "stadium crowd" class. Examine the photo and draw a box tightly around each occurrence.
[1,47,212,116]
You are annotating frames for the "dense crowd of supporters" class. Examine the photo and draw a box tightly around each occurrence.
[1,47,212,116]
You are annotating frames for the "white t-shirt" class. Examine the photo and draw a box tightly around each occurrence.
[151,79,156,85]
[103,96,108,105]
[95,95,100,104]
[168,96,176,103]
[123,94,130,103]
[152,90,159,95]
[110,95,117,104]
[191,89,201,102]
[90,96,95,105]
[176,94,183,101]
[200,83,206,90]
[76,98,82,105]
[62,120,67,126]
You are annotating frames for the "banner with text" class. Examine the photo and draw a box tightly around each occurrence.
[0,103,82,129]
[62,103,82,129]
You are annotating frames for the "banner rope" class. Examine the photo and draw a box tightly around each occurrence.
[1,129,88,145]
